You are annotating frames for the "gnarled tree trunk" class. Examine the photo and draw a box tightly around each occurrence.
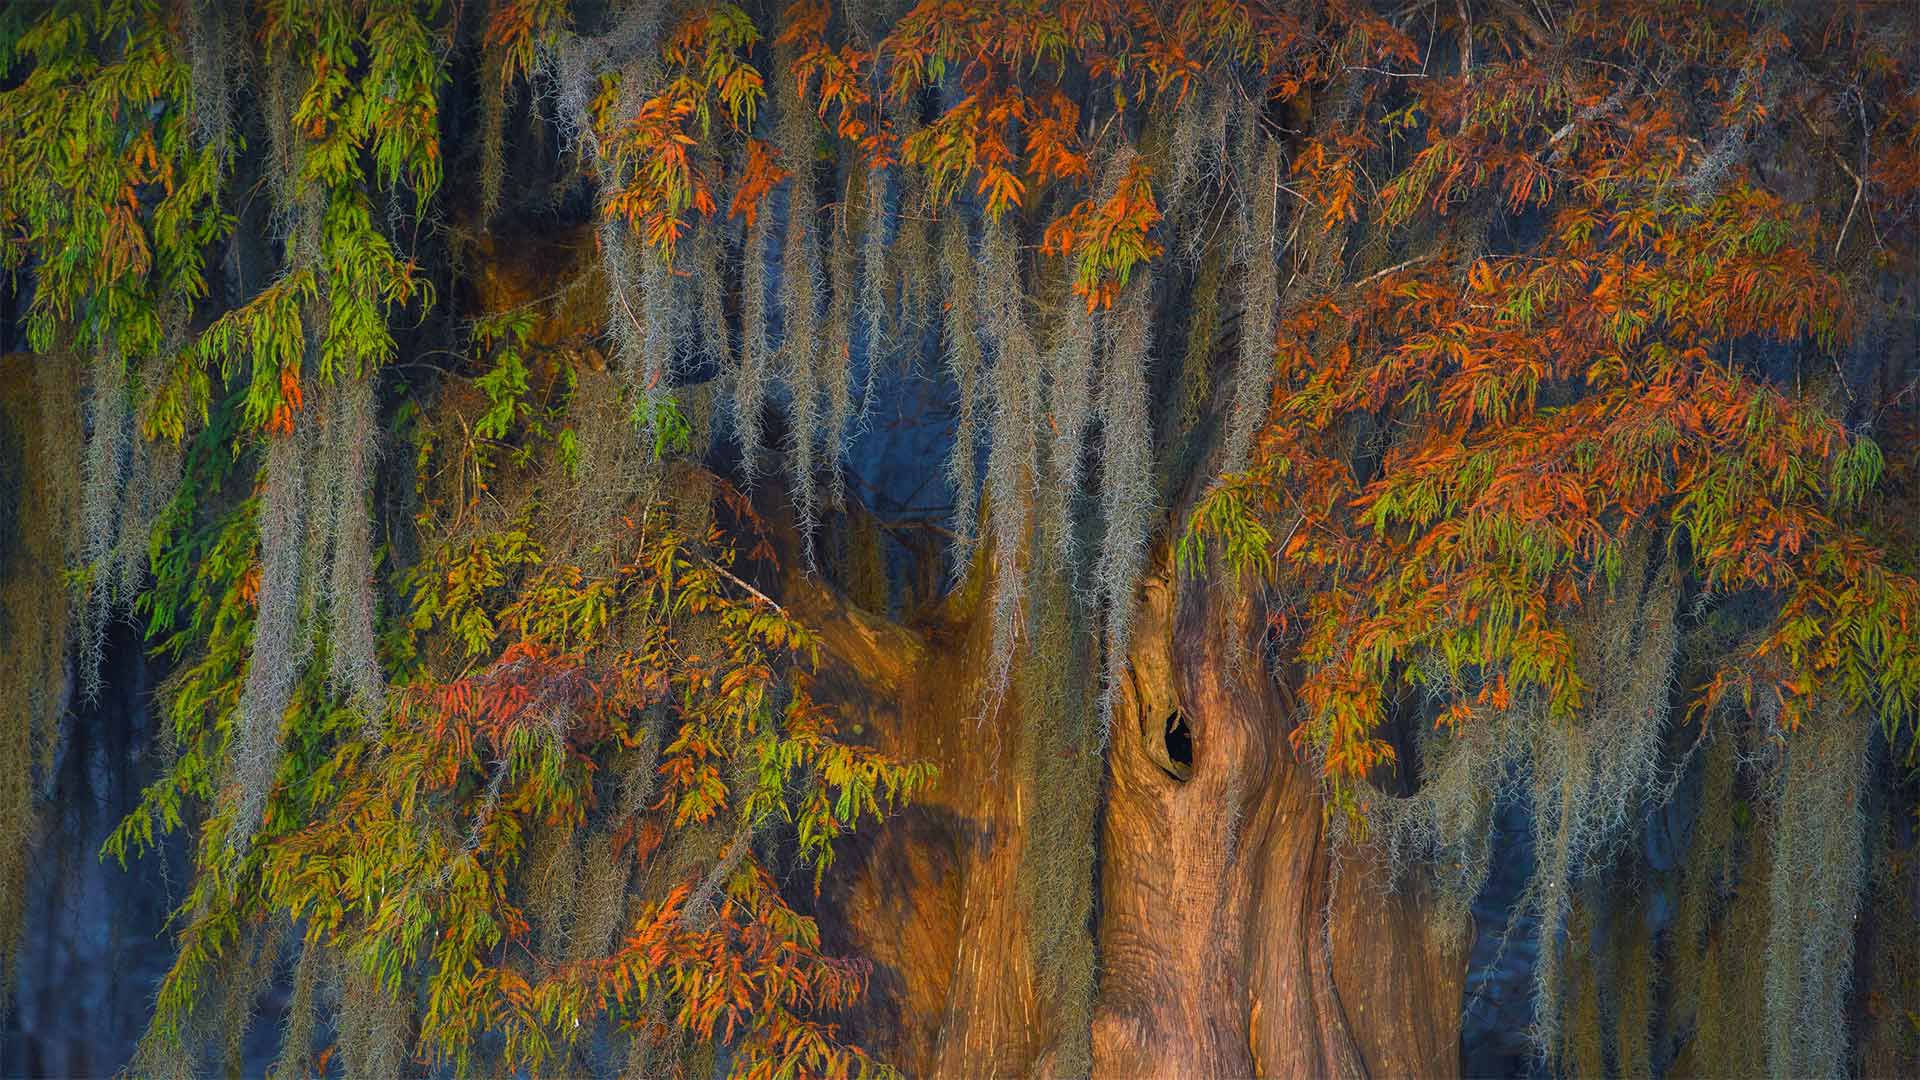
[792,548,1465,1078]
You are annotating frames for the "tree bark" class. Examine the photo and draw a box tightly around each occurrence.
[791,550,1466,1078]
[791,563,1045,1076]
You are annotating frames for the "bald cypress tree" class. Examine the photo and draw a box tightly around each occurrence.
[2,2,1918,1076]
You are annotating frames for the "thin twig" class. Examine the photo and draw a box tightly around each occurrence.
[708,556,785,613]
[610,272,649,344]
[681,816,757,929]
[1548,83,1631,163]
[1345,65,1429,79]
[1833,157,1866,261]
[1457,0,1474,78]
[1351,252,1441,290]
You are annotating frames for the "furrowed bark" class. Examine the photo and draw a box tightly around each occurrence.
[788,533,1464,1077]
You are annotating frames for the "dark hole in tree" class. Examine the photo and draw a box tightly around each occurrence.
[1163,710,1193,780]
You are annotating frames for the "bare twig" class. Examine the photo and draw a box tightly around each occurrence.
[1548,82,1632,164]
[1351,252,1441,291]
[1833,156,1866,261]
[707,556,785,613]
[1457,0,1474,77]
[681,816,757,928]
[1346,65,1430,79]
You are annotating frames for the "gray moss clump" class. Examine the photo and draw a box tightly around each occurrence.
[231,422,316,856]
[1763,707,1872,1077]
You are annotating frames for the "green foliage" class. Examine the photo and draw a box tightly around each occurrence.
[159,272,314,440]
[0,1,229,360]
[473,314,537,442]
[407,528,545,659]
[636,396,693,460]
[107,492,256,865]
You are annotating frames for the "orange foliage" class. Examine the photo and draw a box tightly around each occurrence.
[1188,1,1920,802]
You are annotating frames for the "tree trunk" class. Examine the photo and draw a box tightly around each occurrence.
[793,553,1466,1077]
[791,562,1045,1077]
